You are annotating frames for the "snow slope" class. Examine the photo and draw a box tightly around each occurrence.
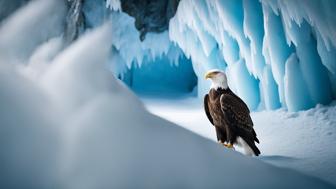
[143,95,336,186]
[0,1,334,188]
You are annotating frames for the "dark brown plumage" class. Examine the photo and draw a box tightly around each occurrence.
[204,87,260,156]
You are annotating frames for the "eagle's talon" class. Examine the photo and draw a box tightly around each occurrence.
[224,143,235,149]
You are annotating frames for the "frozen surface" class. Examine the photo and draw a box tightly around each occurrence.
[143,96,336,186]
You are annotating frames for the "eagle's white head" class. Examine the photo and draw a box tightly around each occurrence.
[205,69,228,90]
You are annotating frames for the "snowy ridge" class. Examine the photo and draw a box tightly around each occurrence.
[169,0,336,111]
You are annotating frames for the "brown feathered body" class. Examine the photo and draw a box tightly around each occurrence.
[204,87,260,156]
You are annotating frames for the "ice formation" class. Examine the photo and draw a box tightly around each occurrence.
[82,0,336,111]
[169,0,336,111]
[84,0,336,111]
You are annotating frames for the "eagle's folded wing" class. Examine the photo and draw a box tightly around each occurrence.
[204,94,214,125]
[220,93,253,130]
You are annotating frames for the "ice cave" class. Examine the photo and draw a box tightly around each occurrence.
[82,0,336,111]
[0,0,336,188]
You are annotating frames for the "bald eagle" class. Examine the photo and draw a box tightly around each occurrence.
[204,69,260,156]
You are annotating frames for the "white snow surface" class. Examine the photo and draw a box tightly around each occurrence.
[142,95,336,186]
[0,0,335,188]
[0,0,66,64]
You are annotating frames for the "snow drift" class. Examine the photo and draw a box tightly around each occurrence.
[0,1,334,188]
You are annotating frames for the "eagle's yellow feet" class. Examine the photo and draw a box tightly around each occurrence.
[223,143,234,148]
[218,141,235,149]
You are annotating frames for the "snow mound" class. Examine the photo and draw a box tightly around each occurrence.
[0,0,66,64]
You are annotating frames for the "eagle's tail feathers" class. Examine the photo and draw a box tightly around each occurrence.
[250,143,261,156]
[245,140,261,156]
[252,129,259,143]
[237,137,261,156]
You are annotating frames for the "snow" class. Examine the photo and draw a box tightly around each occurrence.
[0,0,66,63]
[142,95,336,186]
[0,64,60,188]
[254,103,336,186]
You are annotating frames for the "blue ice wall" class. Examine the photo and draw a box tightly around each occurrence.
[81,0,336,111]
[82,2,196,96]
[169,0,336,111]
[284,53,314,111]
[125,55,197,95]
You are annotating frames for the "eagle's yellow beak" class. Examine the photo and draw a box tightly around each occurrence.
[205,72,214,79]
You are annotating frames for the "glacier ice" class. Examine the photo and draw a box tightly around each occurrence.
[284,53,314,111]
[106,0,121,11]
[131,55,197,94]
[169,0,336,111]
[88,0,336,111]
[86,7,197,95]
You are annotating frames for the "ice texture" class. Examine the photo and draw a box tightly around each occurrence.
[169,0,336,111]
